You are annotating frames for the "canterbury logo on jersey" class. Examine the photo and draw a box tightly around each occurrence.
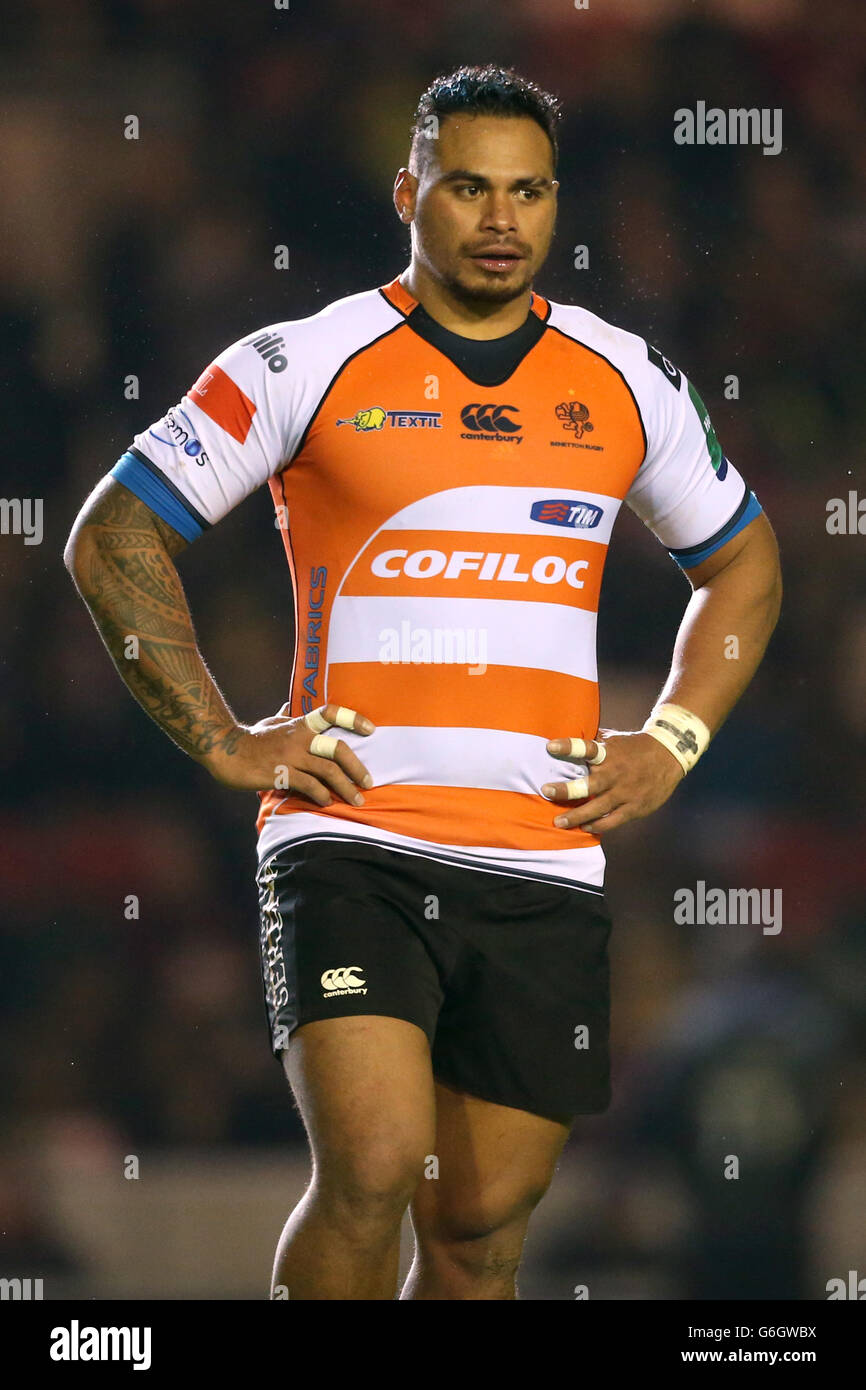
[371,548,589,588]
[321,967,367,996]
[460,403,522,440]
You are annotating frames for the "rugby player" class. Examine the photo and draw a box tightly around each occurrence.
[64,65,782,1300]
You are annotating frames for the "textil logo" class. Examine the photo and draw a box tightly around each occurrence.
[336,408,443,431]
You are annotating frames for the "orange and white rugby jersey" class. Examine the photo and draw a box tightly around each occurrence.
[113,274,762,894]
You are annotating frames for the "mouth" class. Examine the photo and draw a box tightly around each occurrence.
[469,251,525,273]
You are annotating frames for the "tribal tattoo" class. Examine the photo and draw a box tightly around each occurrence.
[66,478,244,762]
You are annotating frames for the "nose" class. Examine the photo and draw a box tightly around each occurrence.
[479,190,517,234]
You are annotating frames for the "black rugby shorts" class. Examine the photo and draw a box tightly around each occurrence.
[256,838,613,1123]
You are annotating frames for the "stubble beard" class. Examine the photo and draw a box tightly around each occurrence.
[435,257,536,307]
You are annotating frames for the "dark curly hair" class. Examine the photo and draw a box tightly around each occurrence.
[409,64,563,175]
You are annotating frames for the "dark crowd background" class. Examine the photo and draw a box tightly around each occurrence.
[1,0,864,1299]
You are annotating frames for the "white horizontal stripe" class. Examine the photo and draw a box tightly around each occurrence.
[298,724,591,796]
[381,485,620,545]
[257,812,606,892]
[326,596,597,681]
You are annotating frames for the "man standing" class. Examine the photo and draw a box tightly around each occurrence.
[64,65,781,1299]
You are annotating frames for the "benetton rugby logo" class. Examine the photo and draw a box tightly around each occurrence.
[554,400,594,438]
[531,499,603,529]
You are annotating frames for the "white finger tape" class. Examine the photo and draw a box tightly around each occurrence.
[310,734,339,760]
[304,708,331,734]
[334,706,357,730]
[568,737,606,765]
[565,777,589,800]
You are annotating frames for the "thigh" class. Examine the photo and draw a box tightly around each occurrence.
[410,1079,570,1240]
[285,1015,438,1185]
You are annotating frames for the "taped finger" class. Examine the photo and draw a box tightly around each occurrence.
[309,733,339,760]
[565,776,590,800]
[304,707,331,734]
[568,737,607,765]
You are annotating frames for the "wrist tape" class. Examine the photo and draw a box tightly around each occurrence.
[642,702,711,775]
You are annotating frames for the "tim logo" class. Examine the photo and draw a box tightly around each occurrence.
[460,403,522,439]
[531,499,603,529]
[321,967,367,997]
[554,401,594,438]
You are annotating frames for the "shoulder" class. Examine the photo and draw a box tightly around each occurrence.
[223,285,403,372]
[544,297,685,410]
[202,286,404,414]
[545,298,648,364]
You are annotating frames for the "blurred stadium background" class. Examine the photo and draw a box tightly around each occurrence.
[1,0,864,1299]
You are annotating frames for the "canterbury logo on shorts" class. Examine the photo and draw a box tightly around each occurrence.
[320,966,367,996]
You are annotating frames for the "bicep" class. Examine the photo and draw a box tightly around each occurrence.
[66,474,189,566]
[682,511,781,591]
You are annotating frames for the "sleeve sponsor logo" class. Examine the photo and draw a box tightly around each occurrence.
[188,364,257,445]
[148,406,211,467]
[687,380,727,477]
[647,343,682,390]
[245,331,288,373]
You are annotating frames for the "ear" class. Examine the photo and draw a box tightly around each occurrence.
[393,168,417,223]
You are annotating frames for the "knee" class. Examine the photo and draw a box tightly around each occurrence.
[419,1174,551,1247]
[314,1142,426,1230]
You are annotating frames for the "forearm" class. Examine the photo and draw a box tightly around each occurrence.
[64,479,242,765]
[655,552,782,736]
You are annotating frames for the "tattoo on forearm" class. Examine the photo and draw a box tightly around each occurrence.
[70,481,242,761]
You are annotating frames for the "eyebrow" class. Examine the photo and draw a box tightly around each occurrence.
[438,170,554,189]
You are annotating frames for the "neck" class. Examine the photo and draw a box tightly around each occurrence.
[399,261,532,339]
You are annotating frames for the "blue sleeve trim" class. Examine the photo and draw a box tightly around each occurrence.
[670,488,762,570]
[110,450,208,542]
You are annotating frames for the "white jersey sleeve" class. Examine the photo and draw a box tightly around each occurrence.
[110,289,403,540]
[112,325,300,540]
[625,343,761,568]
